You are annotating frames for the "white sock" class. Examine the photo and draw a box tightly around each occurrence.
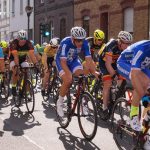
[57,95,64,105]
[102,104,107,111]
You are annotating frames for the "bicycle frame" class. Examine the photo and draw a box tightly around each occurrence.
[69,76,85,116]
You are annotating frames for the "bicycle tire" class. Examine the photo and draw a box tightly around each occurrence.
[13,78,22,107]
[111,97,137,150]
[77,91,98,141]
[25,79,35,114]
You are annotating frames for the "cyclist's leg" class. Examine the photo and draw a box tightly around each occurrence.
[56,58,72,117]
[41,57,53,95]
[10,61,18,96]
[72,59,84,76]
[99,59,112,119]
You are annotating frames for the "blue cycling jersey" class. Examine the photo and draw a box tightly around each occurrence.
[56,37,91,64]
[117,40,150,80]
[118,40,150,70]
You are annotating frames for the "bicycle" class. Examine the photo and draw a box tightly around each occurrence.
[56,75,98,141]
[42,66,61,103]
[90,74,127,121]
[110,96,150,150]
[13,65,35,114]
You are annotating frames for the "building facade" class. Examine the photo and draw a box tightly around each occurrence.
[34,0,74,44]
[0,0,10,41]
[74,0,150,42]
[9,0,34,40]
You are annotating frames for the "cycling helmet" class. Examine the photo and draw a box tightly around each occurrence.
[118,31,133,43]
[94,29,105,40]
[71,26,86,39]
[0,41,8,48]
[53,37,60,45]
[49,38,59,47]
[17,30,27,40]
[42,42,48,47]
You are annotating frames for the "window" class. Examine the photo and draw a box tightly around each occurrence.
[12,0,15,16]
[50,21,54,39]
[3,1,7,18]
[20,0,23,14]
[124,8,134,33]
[60,18,66,40]
[0,4,1,19]
[40,0,44,4]
[83,16,90,37]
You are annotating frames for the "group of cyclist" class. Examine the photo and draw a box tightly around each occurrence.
[0,25,150,148]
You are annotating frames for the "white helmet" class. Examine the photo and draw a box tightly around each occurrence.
[42,42,47,47]
[49,38,59,47]
[118,31,133,43]
[17,30,27,39]
[71,26,86,39]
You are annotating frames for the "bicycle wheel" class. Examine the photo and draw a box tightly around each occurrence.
[111,97,137,150]
[24,79,35,114]
[52,76,62,102]
[57,94,71,128]
[77,92,98,141]
[30,68,38,89]
[13,78,22,107]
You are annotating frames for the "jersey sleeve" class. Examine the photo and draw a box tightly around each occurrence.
[105,40,115,57]
[10,40,18,51]
[0,47,4,59]
[59,43,68,59]
[131,48,146,69]
[27,41,34,50]
[83,40,91,57]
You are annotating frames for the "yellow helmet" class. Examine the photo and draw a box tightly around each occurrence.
[35,44,40,49]
[0,41,8,48]
[94,29,105,40]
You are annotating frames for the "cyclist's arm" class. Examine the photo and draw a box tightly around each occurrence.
[42,53,48,69]
[105,53,116,76]
[60,43,70,74]
[85,56,96,73]
[28,49,37,64]
[11,50,19,66]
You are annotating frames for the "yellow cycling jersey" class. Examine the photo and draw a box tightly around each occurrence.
[44,45,56,57]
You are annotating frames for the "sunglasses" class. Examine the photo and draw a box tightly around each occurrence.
[121,40,131,45]
[97,39,103,41]
[51,46,58,49]
[20,38,27,40]
[74,39,84,43]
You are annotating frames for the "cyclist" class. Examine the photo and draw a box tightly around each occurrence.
[117,40,150,131]
[99,31,133,120]
[41,38,59,96]
[9,29,38,97]
[80,29,105,75]
[55,26,98,117]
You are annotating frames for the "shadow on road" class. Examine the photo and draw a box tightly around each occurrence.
[57,127,101,150]
[42,100,58,122]
[3,107,41,136]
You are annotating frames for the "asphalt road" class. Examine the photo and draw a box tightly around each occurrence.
[0,86,119,150]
